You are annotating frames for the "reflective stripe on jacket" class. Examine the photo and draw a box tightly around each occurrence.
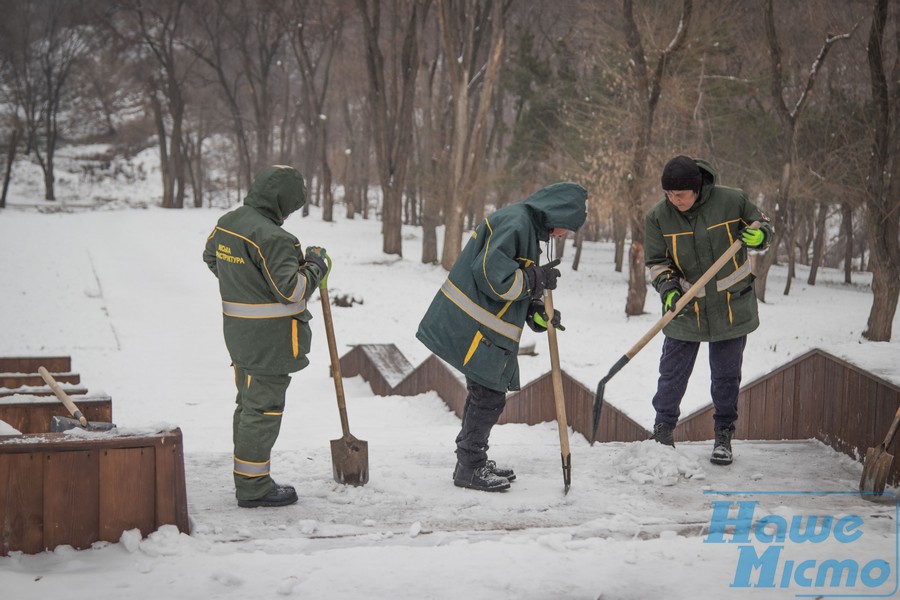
[645,159,772,342]
[203,166,323,374]
[417,182,587,392]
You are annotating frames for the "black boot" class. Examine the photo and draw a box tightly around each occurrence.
[486,459,516,482]
[710,427,734,465]
[455,460,517,482]
[650,422,675,447]
[237,483,298,508]
[453,463,510,492]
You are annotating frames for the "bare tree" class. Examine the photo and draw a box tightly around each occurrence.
[621,0,693,316]
[1,0,87,201]
[115,0,192,208]
[285,0,345,221]
[355,0,430,257]
[755,0,856,300]
[861,0,899,341]
[436,0,507,269]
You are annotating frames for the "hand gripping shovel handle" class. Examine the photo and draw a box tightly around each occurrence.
[544,288,572,493]
[318,256,350,436]
[590,222,761,444]
[38,366,89,427]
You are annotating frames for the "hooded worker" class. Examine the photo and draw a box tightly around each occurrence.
[203,165,329,508]
[417,182,588,492]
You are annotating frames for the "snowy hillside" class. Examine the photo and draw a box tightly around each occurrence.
[0,152,898,599]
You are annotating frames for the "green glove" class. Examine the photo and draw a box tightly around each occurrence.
[663,288,682,313]
[525,300,564,332]
[741,228,765,247]
[304,246,329,278]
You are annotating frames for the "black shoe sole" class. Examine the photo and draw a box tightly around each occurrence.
[237,495,299,508]
[453,479,510,492]
[709,456,733,465]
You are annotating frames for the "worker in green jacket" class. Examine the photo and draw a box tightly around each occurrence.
[645,155,772,465]
[417,182,588,492]
[203,165,329,508]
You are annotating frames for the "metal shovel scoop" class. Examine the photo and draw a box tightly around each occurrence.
[318,258,368,486]
[38,366,116,432]
[859,404,900,498]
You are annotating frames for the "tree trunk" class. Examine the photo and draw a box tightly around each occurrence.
[841,202,853,284]
[807,202,828,285]
[861,0,900,342]
[1,128,18,209]
[621,0,692,315]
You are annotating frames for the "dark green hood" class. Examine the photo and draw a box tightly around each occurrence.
[244,166,307,225]
[521,182,588,241]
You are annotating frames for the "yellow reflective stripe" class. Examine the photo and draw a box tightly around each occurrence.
[463,332,483,366]
[727,291,733,325]
[223,299,307,318]
[439,279,522,341]
[262,411,283,416]
[246,374,252,388]
[694,302,701,330]
[481,219,525,300]
[234,456,270,477]
[716,260,751,292]
[291,320,299,357]
[214,226,301,302]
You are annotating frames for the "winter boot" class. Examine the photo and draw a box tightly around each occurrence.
[237,482,298,508]
[486,459,516,482]
[650,422,675,447]
[453,463,511,492]
[710,427,734,465]
[453,460,516,482]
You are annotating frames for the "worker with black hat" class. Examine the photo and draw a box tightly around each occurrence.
[644,155,773,465]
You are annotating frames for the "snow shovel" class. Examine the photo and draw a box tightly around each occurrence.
[590,221,761,444]
[544,288,571,494]
[319,257,369,486]
[38,366,116,432]
[859,403,900,498]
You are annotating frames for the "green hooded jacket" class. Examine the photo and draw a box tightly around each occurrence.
[645,159,773,342]
[203,166,324,374]
[416,182,588,392]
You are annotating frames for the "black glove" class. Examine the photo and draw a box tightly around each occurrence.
[524,259,561,299]
[525,300,564,333]
[659,279,682,314]
[304,245,328,276]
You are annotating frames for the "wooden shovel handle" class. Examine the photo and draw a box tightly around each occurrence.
[38,366,88,427]
[318,257,351,437]
[544,288,571,490]
[880,404,900,449]
[626,221,762,360]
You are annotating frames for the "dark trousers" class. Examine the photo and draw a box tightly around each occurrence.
[455,377,507,469]
[651,335,746,431]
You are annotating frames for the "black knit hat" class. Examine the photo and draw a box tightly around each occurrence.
[661,155,702,192]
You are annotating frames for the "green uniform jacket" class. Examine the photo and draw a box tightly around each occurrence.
[645,159,772,343]
[203,166,324,374]
[416,182,588,392]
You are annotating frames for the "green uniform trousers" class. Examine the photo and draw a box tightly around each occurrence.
[232,365,291,501]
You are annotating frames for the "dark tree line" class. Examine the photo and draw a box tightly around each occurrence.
[0,0,897,340]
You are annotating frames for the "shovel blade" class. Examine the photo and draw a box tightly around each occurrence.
[330,434,369,486]
[859,446,894,497]
[50,415,117,433]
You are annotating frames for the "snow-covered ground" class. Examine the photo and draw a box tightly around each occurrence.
[0,150,898,599]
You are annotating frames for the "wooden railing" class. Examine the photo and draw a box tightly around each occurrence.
[339,345,900,485]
